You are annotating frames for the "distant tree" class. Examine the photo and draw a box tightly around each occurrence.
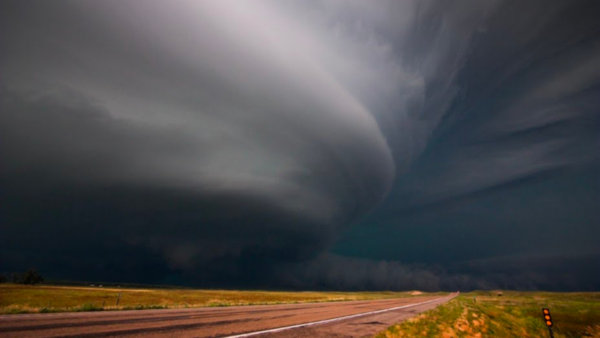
[10,269,44,285]
[0,275,7,284]
[12,272,24,284]
[22,269,44,285]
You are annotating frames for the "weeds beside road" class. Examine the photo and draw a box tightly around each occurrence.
[374,291,600,338]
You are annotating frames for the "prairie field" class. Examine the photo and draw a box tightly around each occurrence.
[374,291,600,338]
[0,284,441,315]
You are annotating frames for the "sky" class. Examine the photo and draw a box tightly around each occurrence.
[1,0,599,291]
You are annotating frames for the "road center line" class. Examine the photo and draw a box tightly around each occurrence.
[221,294,455,338]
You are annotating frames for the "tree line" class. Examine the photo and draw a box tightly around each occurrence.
[0,268,44,285]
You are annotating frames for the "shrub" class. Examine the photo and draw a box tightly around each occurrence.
[23,269,44,285]
[76,303,104,312]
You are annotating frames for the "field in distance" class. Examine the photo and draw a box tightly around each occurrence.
[0,284,445,315]
[374,291,600,338]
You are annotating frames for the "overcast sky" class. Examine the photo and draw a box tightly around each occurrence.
[1,0,599,291]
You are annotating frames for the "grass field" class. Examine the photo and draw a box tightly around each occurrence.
[0,284,442,315]
[374,291,600,338]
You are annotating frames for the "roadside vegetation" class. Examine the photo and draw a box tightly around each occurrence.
[0,284,444,315]
[374,291,600,338]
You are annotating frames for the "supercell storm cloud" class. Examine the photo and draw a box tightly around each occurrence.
[1,0,599,290]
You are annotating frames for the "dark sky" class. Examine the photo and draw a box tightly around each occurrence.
[1,0,599,291]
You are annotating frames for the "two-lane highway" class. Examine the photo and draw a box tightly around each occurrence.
[0,294,455,338]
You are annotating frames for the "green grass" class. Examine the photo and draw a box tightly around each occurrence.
[374,291,600,338]
[0,284,444,315]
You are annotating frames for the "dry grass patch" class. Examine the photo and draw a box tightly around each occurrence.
[0,284,445,314]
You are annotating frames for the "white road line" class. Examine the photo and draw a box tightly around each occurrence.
[222,294,454,338]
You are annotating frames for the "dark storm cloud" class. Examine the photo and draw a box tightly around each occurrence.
[0,84,336,285]
[272,254,490,292]
[385,0,600,208]
[0,0,395,287]
[1,0,599,290]
[271,253,600,291]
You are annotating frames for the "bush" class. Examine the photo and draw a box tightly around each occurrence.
[76,303,104,312]
[23,269,44,284]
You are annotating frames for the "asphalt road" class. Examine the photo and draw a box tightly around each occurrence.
[0,294,455,338]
